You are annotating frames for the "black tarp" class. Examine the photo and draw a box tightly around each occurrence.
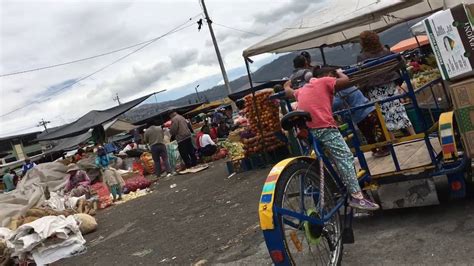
[37,94,152,141]
[227,80,286,101]
[132,102,203,126]
[46,130,92,152]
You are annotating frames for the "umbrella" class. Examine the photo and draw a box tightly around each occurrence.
[390,35,429,53]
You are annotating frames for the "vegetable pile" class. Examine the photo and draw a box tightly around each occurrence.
[219,140,245,160]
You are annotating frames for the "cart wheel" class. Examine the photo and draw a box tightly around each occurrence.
[273,161,343,265]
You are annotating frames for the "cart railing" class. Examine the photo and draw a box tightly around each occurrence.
[334,53,461,179]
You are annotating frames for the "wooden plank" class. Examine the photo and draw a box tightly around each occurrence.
[355,138,441,176]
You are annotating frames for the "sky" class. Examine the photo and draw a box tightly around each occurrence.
[0,0,327,137]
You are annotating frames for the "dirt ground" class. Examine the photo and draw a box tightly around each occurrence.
[60,160,474,265]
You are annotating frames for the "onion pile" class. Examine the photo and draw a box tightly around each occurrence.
[242,90,286,155]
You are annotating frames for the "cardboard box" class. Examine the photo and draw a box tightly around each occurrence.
[455,106,474,158]
[424,4,474,81]
[449,78,474,108]
[461,131,474,158]
[455,106,474,133]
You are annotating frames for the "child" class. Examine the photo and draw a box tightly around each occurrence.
[96,146,125,202]
[284,67,380,211]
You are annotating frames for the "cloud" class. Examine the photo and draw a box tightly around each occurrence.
[254,0,318,25]
[0,0,320,137]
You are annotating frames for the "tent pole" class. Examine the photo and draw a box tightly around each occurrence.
[319,46,327,66]
[413,34,421,48]
[244,57,269,165]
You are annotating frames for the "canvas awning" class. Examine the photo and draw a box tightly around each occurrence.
[43,118,138,152]
[37,93,153,141]
[184,98,233,117]
[228,80,286,101]
[390,35,430,52]
[132,102,203,126]
[243,0,447,58]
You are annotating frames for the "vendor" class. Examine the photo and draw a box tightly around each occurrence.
[217,121,230,138]
[210,123,218,140]
[196,125,218,157]
[121,141,138,153]
[357,30,415,138]
[74,148,86,162]
[64,163,91,198]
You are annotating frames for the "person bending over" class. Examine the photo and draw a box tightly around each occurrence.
[284,66,380,211]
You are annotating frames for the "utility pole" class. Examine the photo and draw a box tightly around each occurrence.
[194,84,201,102]
[113,93,121,105]
[200,0,232,95]
[37,118,51,132]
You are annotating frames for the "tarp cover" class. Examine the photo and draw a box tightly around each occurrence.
[37,94,152,141]
[132,102,203,126]
[0,162,68,227]
[243,0,446,57]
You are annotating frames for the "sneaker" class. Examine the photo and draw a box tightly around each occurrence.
[349,197,380,211]
[165,173,172,178]
[372,148,390,158]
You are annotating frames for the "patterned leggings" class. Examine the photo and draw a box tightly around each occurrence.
[310,128,361,194]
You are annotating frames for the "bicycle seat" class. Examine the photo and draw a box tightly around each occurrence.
[281,111,312,130]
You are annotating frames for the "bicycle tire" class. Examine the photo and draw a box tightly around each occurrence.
[273,161,343,265]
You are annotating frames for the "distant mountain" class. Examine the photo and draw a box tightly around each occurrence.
[124,19,421,123]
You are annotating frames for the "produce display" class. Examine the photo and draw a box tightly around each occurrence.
[412,67,441,89]
[219,140,245,160]
[242,90,286,155]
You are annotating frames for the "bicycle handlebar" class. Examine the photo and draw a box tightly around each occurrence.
[268,91,287,100]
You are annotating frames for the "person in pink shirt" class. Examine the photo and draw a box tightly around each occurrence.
[284,67,379,211]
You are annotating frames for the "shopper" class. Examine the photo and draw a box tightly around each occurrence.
[284,66,380,211]
[144,124,171,177]
[64,163,91,198]
[21,157,36,176]
[357,30,415,138]
[170,111,197,168]
[300,51,314,68]
[289,55,313,89]
[95,147,125,202]
[2,168,15,192]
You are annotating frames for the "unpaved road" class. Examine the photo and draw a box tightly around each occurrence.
[61,161,474,265]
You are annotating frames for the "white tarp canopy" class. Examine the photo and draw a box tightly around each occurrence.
[243,0,450,57]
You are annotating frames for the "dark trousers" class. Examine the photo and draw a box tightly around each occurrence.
[357,111,386,151]
[150,143,170,175]
[200,145,217,157]
[178,138,197,168]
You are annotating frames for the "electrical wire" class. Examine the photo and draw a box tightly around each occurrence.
[0,14,202,78]
[0,16,199,118]
[213,22,262,36]
[0,125,40,137]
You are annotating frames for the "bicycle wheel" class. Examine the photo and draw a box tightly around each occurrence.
[274,161,343,265]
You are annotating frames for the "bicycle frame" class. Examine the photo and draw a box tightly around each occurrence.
[258,53,472,265]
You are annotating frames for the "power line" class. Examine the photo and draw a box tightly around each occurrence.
[213,22,262,36]
[0,14,203,78]
[0,16,199,118]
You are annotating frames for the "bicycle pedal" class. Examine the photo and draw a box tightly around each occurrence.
[342,228,355,244]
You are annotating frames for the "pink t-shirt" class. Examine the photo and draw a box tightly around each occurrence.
[294,77,337,129]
